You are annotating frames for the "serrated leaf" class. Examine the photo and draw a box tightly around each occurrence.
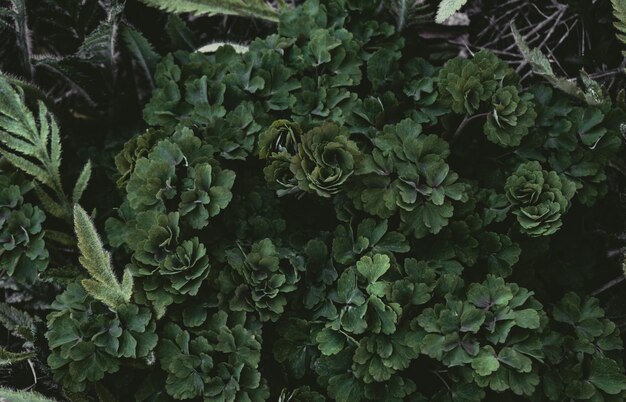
[0,348,35,366]
[0,76,72,221]
[72,161,92,204]
[138,0,284,22]
[74,204,132,309]
[511,24,604,106]
[34,184,68,219]
[0,388,57,402]
[0,303,34,341]
[121,25,159,86]
[612,0,626,56]
[435,0,468,24]
[165,15,197,51]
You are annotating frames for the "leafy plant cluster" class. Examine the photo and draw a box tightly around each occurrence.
[1,0,625,400]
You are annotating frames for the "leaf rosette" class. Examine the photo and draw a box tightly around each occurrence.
[484,86,537,147]
[291,123,361,197]
[504,161,575,236]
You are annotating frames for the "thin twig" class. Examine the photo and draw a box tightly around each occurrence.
[24,359,37,391]
[591,275,626,296]
[449,113,489,141]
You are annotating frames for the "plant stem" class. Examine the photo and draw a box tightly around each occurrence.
[591,275,626,296]
[448,112,489,141]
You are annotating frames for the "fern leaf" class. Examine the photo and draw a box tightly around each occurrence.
[7,0,34,79]
[0,348,35,366]
[138,0,285,22]
[0,75,80,222]
[0,150,51,186]
[77,4,124,66]
[612,0,626,55]
[0,77,64,191]
[121,25,159,86]
[45,230,76,246]
[0,303,34,341]
[72,161,92,204]
[34,184,70,220]
[48,108,62,177]
[74,204,133,309]
[388,0,431,31]
[512,24,606,106]
[32,57,98,106]
[435,0,467,24]
[0,72,53,106]
[0,388,57,402]
[166,15,197,51]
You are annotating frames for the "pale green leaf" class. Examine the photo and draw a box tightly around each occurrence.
[138,0,285,22]
[72,161,92,204]
[436,0,468,24]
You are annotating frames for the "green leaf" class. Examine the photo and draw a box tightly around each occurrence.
[4,0,33,80]
[612,0,626,55]
[511,24,605,106]
[0,303,34,341]
[356,254,390,284]
[0,388,57,402]
[138,0,286,22]
[72,161,92,204]
[0,348,35,366]
[316,328,345,356]
[74,204,133,309]
[435,0,468,23]
[121,25,160,86]
[0,76,72,221]
[165,15,197,50]
[77,4,124,65]
[471,346,500,376]
[588,357,626,395]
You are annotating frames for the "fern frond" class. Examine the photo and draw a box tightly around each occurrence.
[435,0,468,24]
[0,71,53,106]
[0,303,34,341]
[166,15,197,51]
[138,0,287,22]
[0,78,63,192]
[386,0,432,31]
[72,160,92,204]
[121,25,159,86]
[0,348,35,366]
[32,57,98,107]
[612,0,626,56]
[0,388,57,402]
[0,75,92,224]
[512,24,607,106]
[44,230,76,246]
[77,4,124,66]
[7,0,34,79]
[73,204,133,310]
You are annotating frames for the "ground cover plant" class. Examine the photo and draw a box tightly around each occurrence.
[1,0,626,401]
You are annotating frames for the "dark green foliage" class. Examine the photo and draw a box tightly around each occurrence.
[1,0,625,400]
[45,283,157,392]
[437,50,516,115]
[484,86,537,147]
[156,312,268,401]
[504,161,576,236]
[0,168,48,283]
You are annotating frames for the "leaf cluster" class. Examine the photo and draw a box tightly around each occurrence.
[1,0,625,400]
